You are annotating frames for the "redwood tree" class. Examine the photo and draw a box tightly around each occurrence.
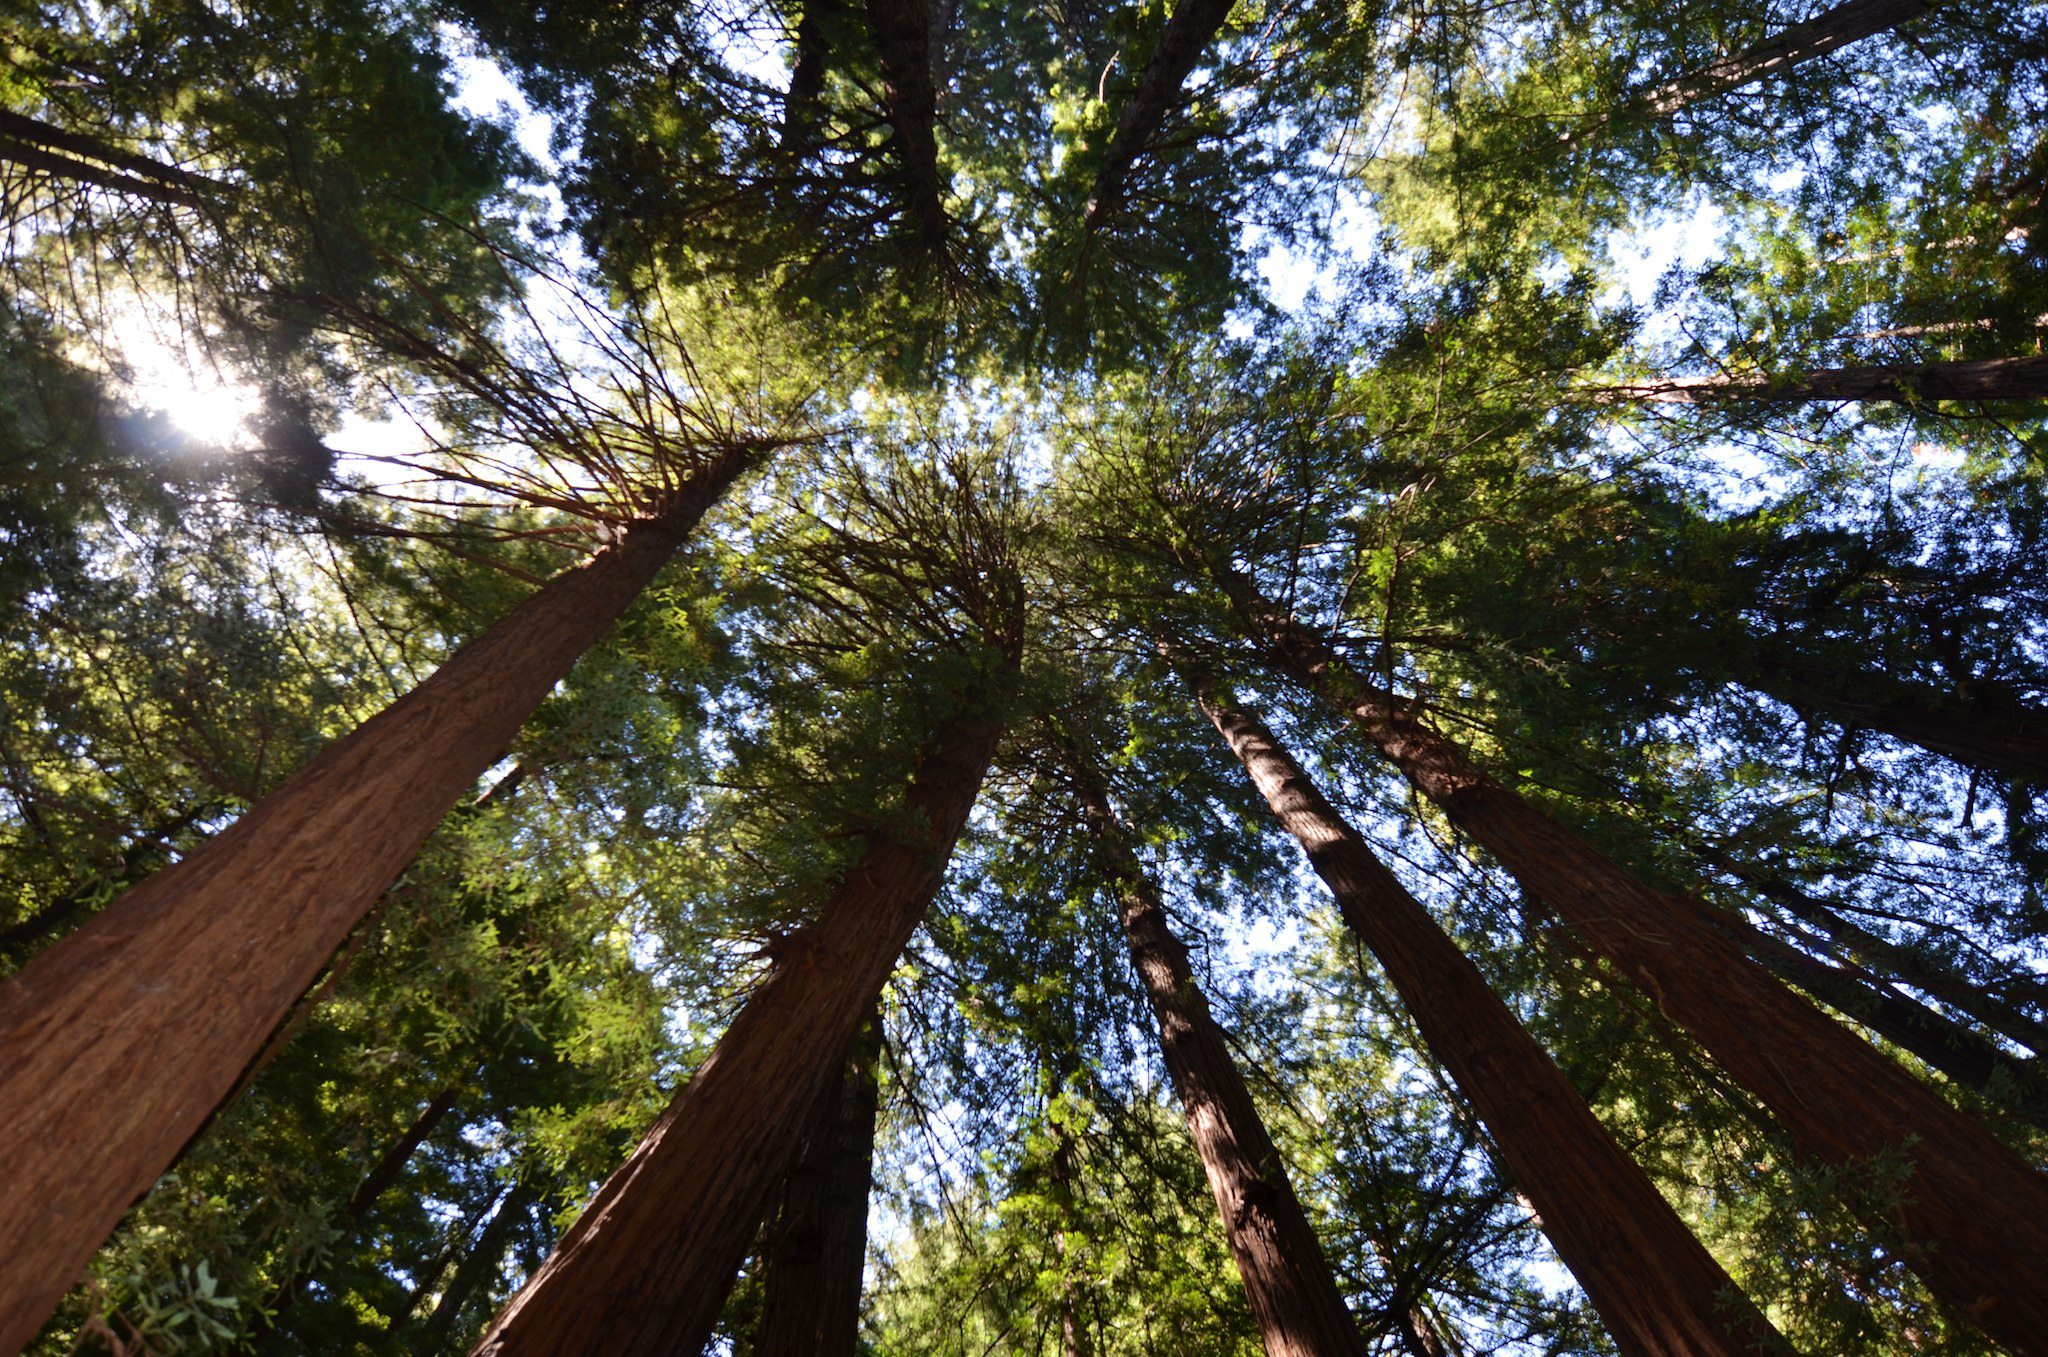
[754,1008,884,1357]
[1053,733,1370,1357]
[0,448,756,1357]
[1198,686,1788,1357]
[1226,586,2048,1354]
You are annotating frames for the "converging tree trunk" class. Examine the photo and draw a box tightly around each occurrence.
[0,108,220,204]
[1699,899,2048,1127]
[1081,0,1236,235]
[470,711,1004,1357]
[409,1180,539,1357]
[1057,739,1368,1357]
[1229,587,2048,1355]
[754,1006,883,1357]
[1564,0,1937,146]
[863,0,951,252]
[1198,691,1786,1357]
[1587,353,2048,406]
[0,451,756,1356]
[1742,649,2048,782]
[1710,859,2048,1058]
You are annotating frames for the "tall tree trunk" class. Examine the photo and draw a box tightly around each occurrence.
[1198,691,1786,1357]
[1632,0,1934,118]
[409,1180,539,1356]
[0,452,754,1357]
[1228,588,2048,1354]
[1046,1079,1093,1357]
[1586,353,2048,406]
[266,1083,464,1322]
[1081,0,1236,234]
[1056,739,1368,1357]
[347,1085,464,1222]
[0,108,218,204]
[863,0,951,253]
[1713,860,2048,1057]
[1699,899,2048,1126]
[1742,650,2048,782]
[755,1006,882,1357]
[1563,0,1936,148]
[471,711,1004,1357]
[782,0,840,151]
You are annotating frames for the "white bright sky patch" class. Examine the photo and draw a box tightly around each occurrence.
[1613,196,1726,312]
[327,408,445,488]
[445,30,556,166]
[104,299,263,445]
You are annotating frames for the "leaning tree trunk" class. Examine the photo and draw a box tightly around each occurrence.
[754,1007,883,1357]
[1742,649,2048,782]
[1199,691,1786,1357]
[1587,353,2048,406]
[0,108,219,204]
[470,711,1004,1357]
[408,1180,539,1357]
[1058,741,1368,1357]
[1712,858,2048,1058]
[267,1082,465,1320]
[1081,0,1237,234]
[0,452,754,1356]
[1699,898,2048,1128]
[1563,0,1937,147]
[1631,0,1934,117]
[1229,589,2048,1355]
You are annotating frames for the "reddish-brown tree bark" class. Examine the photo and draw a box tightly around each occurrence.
[1058,742,1368,1357]
[470,711,1004,1357]
[0,454,754,1356]
[1588,353,2048,406]
[1199,693,1785,1357]
[1229,590,2048,1354]
[754,1008,882,1357]
[1081,0,1237,235]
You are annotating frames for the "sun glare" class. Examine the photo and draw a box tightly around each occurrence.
[124,344,263,446]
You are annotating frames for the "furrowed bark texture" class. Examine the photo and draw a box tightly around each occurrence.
[1745,655,2048,782]
[755,1009,882,1357]
[1201,695,1784,1357]
[470,713,1002,1357]
[0,459,749,1356]
[1062,751,1367,1357]
[1237,599,2048,1353]
[1083,0,1235,233]
[863,0,951,250]
[1635,0,1934,116]
[1593,353,2048,405]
